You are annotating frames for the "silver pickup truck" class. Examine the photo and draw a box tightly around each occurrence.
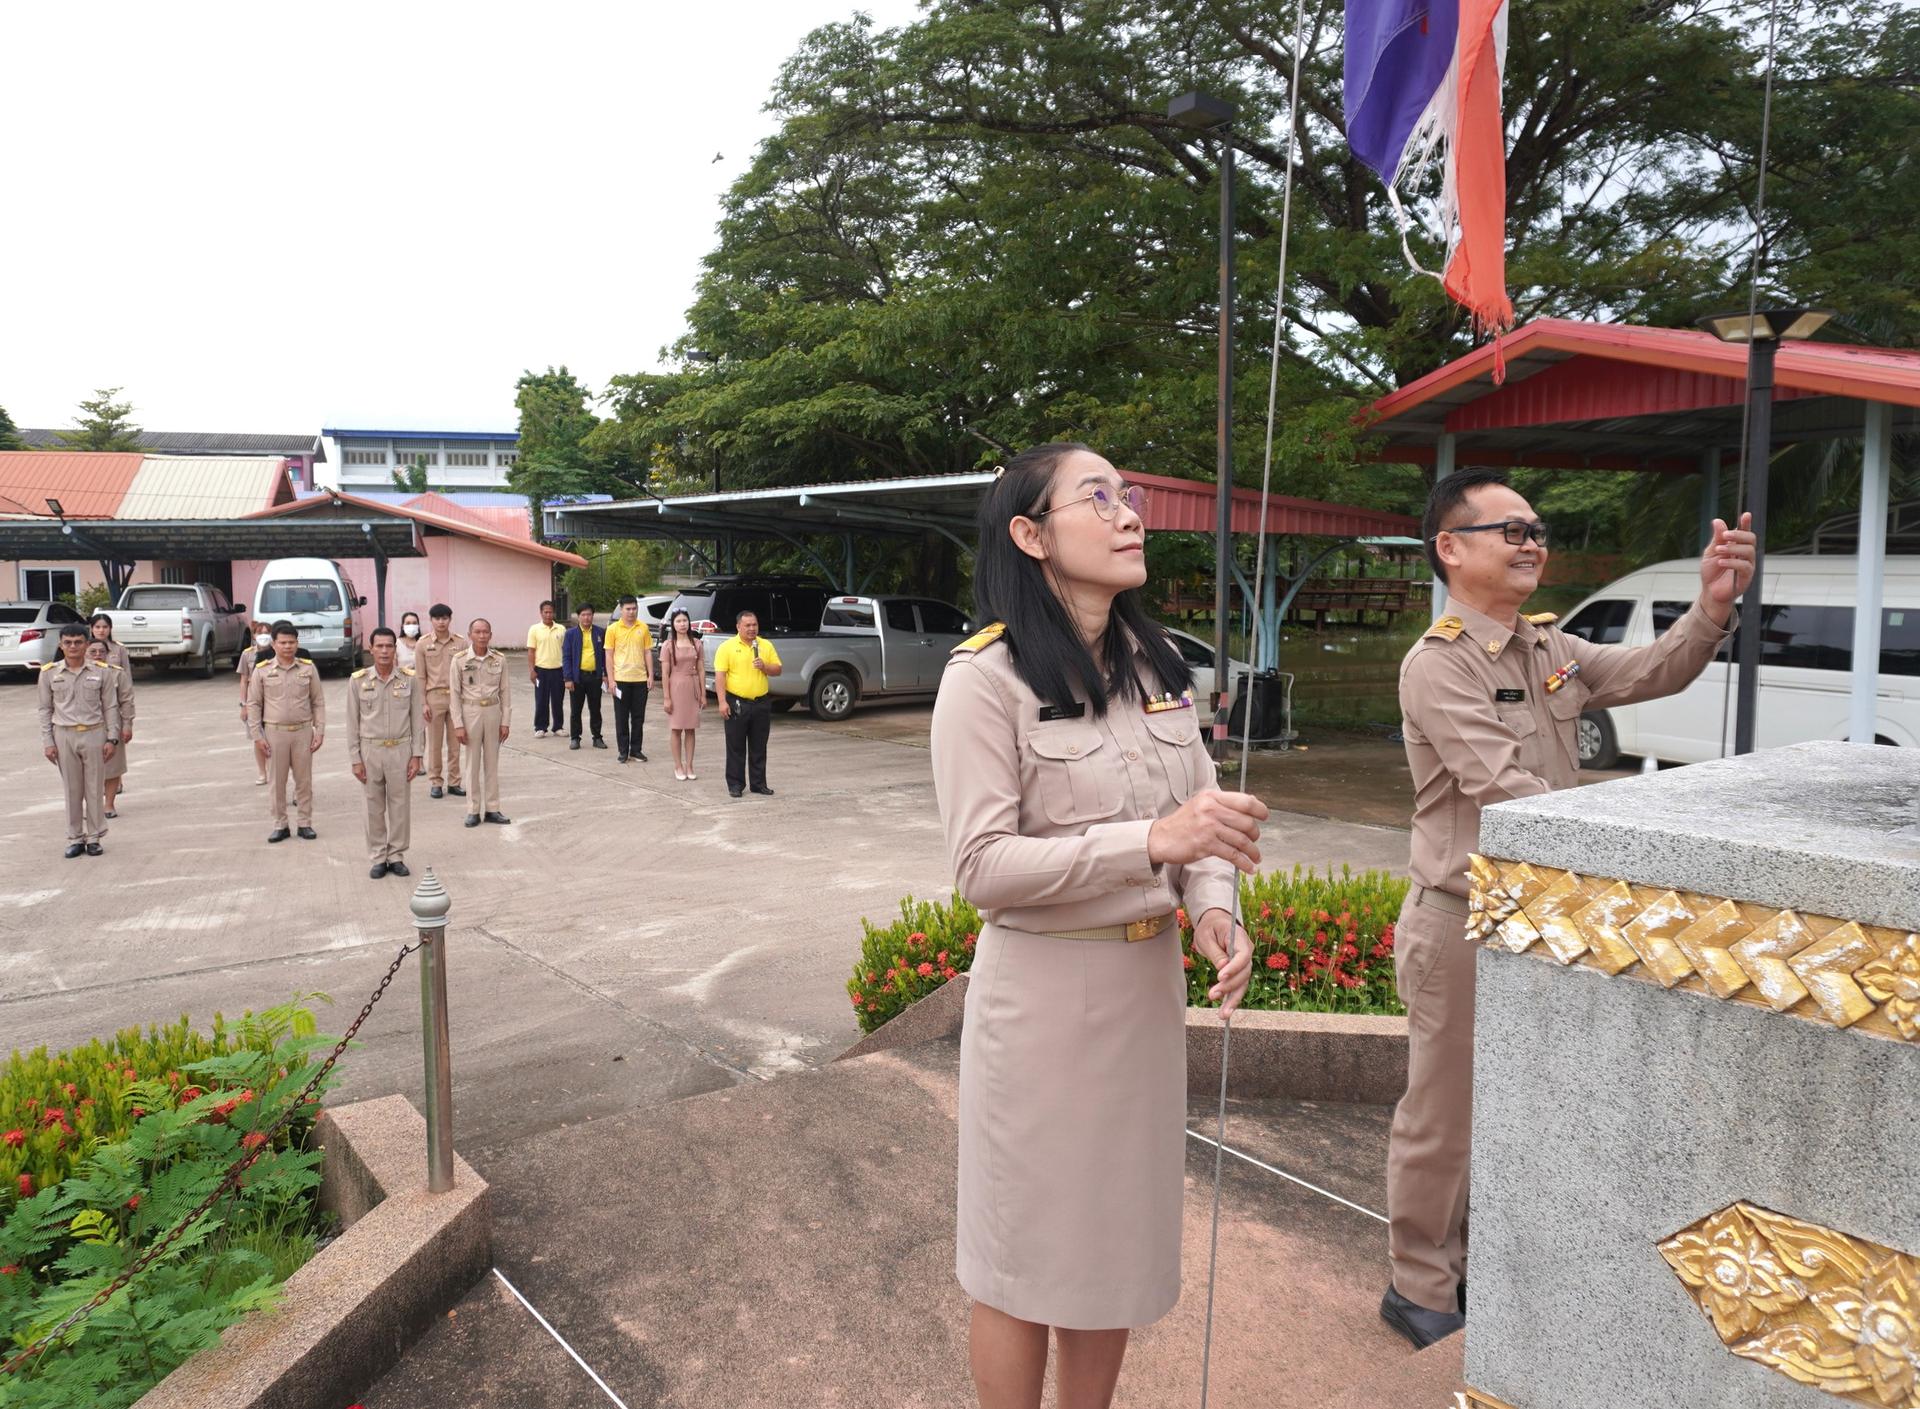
[106,582,250,676]
[691,593,974,720]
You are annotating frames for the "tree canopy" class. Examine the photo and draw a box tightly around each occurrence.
[56,388,144,452]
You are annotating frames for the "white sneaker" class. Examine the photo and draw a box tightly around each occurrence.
[534,729,548,738]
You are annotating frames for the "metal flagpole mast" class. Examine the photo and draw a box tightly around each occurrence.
[1198,0,1309,1402]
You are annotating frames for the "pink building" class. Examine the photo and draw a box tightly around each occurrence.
[235,490,586,641]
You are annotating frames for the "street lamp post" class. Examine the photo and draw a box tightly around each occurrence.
[1696,306,1833,754]
[1169,91,1238,731]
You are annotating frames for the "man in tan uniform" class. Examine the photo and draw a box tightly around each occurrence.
[450,617,511,827]
[418,602,467,800]
[347,626,426,879]
[38,622,121,858]
[1381,469,1756,1347]
[247,620,326,844]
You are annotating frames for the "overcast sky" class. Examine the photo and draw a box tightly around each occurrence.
[0,1,924,436]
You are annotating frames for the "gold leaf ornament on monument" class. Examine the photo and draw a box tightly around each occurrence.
[1465,855,1920,1044]
[1660,1203,1920,1408]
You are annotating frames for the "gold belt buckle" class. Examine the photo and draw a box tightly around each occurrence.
[68,723,96,732]
[1126,916,1161,943]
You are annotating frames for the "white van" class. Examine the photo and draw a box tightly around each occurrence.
[254,558,366,673]
[1562,555,1920,767]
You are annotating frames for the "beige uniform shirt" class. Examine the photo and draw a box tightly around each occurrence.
[417,631,468,692]
[247,657,327,742]
[346,665,426,765]
[1401,597,1730,897]
[100,660,134,728]
[448,648,511,728]
[37,660,121,748]
[930,626,1236,934]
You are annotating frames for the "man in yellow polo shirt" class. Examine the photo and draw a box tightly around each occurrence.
[713,609,782,798]
[606,596,657,765]
[525,599,567,739]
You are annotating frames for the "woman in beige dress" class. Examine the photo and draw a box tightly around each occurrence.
[930,442,1266,1408]
[660,609,705,781]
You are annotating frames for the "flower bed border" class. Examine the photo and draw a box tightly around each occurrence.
[838,976,1410,1106]
[133,1095,490,1409]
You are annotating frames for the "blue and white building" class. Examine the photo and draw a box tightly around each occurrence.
[319,428,520,493]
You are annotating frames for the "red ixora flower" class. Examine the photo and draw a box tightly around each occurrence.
[1,1130,23,1149]
[916,962,935,978]
[1176,909,1189,928]
[907,931,927,946]
[127,1194,141,1210]
[1258,903,1273,921]
[1283,906,1296,919]
[41,1108,64,1127]
[942,967,957,980]
[0,1265,17,1275]
[178,1087,203,1103]
[1266,953,1289,970]
[1182,954,1195,970]
[17,1174,33,1199]
[963,932,977,946]
[61,1083,76,1100]
[937,950,949,966]
[242,1132,268,1151]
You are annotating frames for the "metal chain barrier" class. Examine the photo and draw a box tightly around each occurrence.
[1,939,423,1379]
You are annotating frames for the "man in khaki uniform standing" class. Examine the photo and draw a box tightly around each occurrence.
[450,618,511,827]
[418,602,467,800]
[347,626,426,879]
[247,620,326,844]
[38,622,121,858]
[1381,469,1756,1347]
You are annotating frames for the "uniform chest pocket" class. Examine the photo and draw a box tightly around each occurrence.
[1495,706,1538,739]
[1025,724,1123,826]
[1142,710,1201,801]
[1546,678,1590,723]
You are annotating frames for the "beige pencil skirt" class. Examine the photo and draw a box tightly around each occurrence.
[956,919,1187,1330]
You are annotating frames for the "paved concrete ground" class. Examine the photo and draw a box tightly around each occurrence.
[0,670,1434,1407]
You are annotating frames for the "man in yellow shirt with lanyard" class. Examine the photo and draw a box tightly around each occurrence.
[605,596,656,764]
[525,599,567,738]
[713,609,781,798]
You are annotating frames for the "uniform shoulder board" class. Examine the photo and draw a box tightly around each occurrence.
[351,667,369,679]
[298,656,315,666]
[951,621,1007,655]
[98,660,123,670]
[401,666,416,676]
[488,648,504,660]
[1524,611,1558,626]
[1424,616,1466,642]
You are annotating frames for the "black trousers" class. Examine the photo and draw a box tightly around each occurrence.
[723,694,771,792]
[533,667,565,733]
[569,673,603,742]
[613,681,648,757]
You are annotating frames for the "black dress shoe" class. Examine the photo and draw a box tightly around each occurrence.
[729,789,744,798]
[297,826,317,840]
[617,753,628,764]
[86,843,103,857]
[484,811,511,825]
[465,814,481,827]
[267,828,291,844]
[634,751,647,763]
[750,785,775,796]
[430,785,444,799]
[570,739,582,750]
[591,737,608,750]
[64,843,85,859]
[370,862,389,879]
[387,860,411,877]
[447,785,466,798]
[1380,1285,1465,1349]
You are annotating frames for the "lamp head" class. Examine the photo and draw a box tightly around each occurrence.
[1167,91,1235,130]
[1696,307,1835,344]
[46,497,64,517]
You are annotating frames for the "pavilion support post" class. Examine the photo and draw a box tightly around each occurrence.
[1431,433,1456,622]
[1697,447,1722,554]
[374,549,389,630]
[1849,401,1892,743]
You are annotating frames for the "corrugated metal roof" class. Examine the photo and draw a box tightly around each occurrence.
[0,452,146,518]
[17,430,323,457]
[405,493,534,541]
[116,456,294,520]
[322,427,517,442]
[248,490,587,567]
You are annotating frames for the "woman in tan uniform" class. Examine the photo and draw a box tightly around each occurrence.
[660,609,705,780]
[237,621,273,784]
[931,442,1267,1408]
[86,638,134,816]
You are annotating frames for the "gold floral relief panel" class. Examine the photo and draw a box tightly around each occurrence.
[1467,855,1920,1044]
[1660,1203,1920,1408]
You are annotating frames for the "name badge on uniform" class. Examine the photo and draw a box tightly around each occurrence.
[1495,688,1526,703]
[1038,702,1086,722]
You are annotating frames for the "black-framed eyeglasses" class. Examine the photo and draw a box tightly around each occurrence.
[1031,483,1149,522]
[1437,519,1552,548]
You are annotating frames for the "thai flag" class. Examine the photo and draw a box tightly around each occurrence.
[1344,0,1513,337]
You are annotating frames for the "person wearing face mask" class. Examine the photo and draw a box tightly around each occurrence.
[237,621,276,784]
[396,611,422,671]
[1376,471,1755,1351]
[930,442,1267,1409]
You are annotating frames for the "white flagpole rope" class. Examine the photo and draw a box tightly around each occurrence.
[1198,0,1309,1402]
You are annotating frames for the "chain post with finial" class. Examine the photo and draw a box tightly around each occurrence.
[410,867,456,1192]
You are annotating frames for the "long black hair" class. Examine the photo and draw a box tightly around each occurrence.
[663,609,699,672]
[973,442,1190,715]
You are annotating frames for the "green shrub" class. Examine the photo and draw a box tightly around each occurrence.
[0,998,340,1407]
[846,868,1408,1034]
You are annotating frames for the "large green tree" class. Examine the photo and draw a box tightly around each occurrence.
[510,366,611,541]
[56,387,144,451]
[593,0,1919,550]
[0,404,20,450]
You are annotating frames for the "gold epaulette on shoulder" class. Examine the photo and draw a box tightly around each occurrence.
[1524,611,1559,626]
[351,667,368,678]
[952,621,1006,655]
[401,666,416,676]
[488,648,504,660]
[99,660,123,670]
[1424,615,1466,642]
[298,656,315,665]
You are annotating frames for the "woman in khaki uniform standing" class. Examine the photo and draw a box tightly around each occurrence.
[86,639,134,816]
[931,442,1267,1409]
[237,622,274,784]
